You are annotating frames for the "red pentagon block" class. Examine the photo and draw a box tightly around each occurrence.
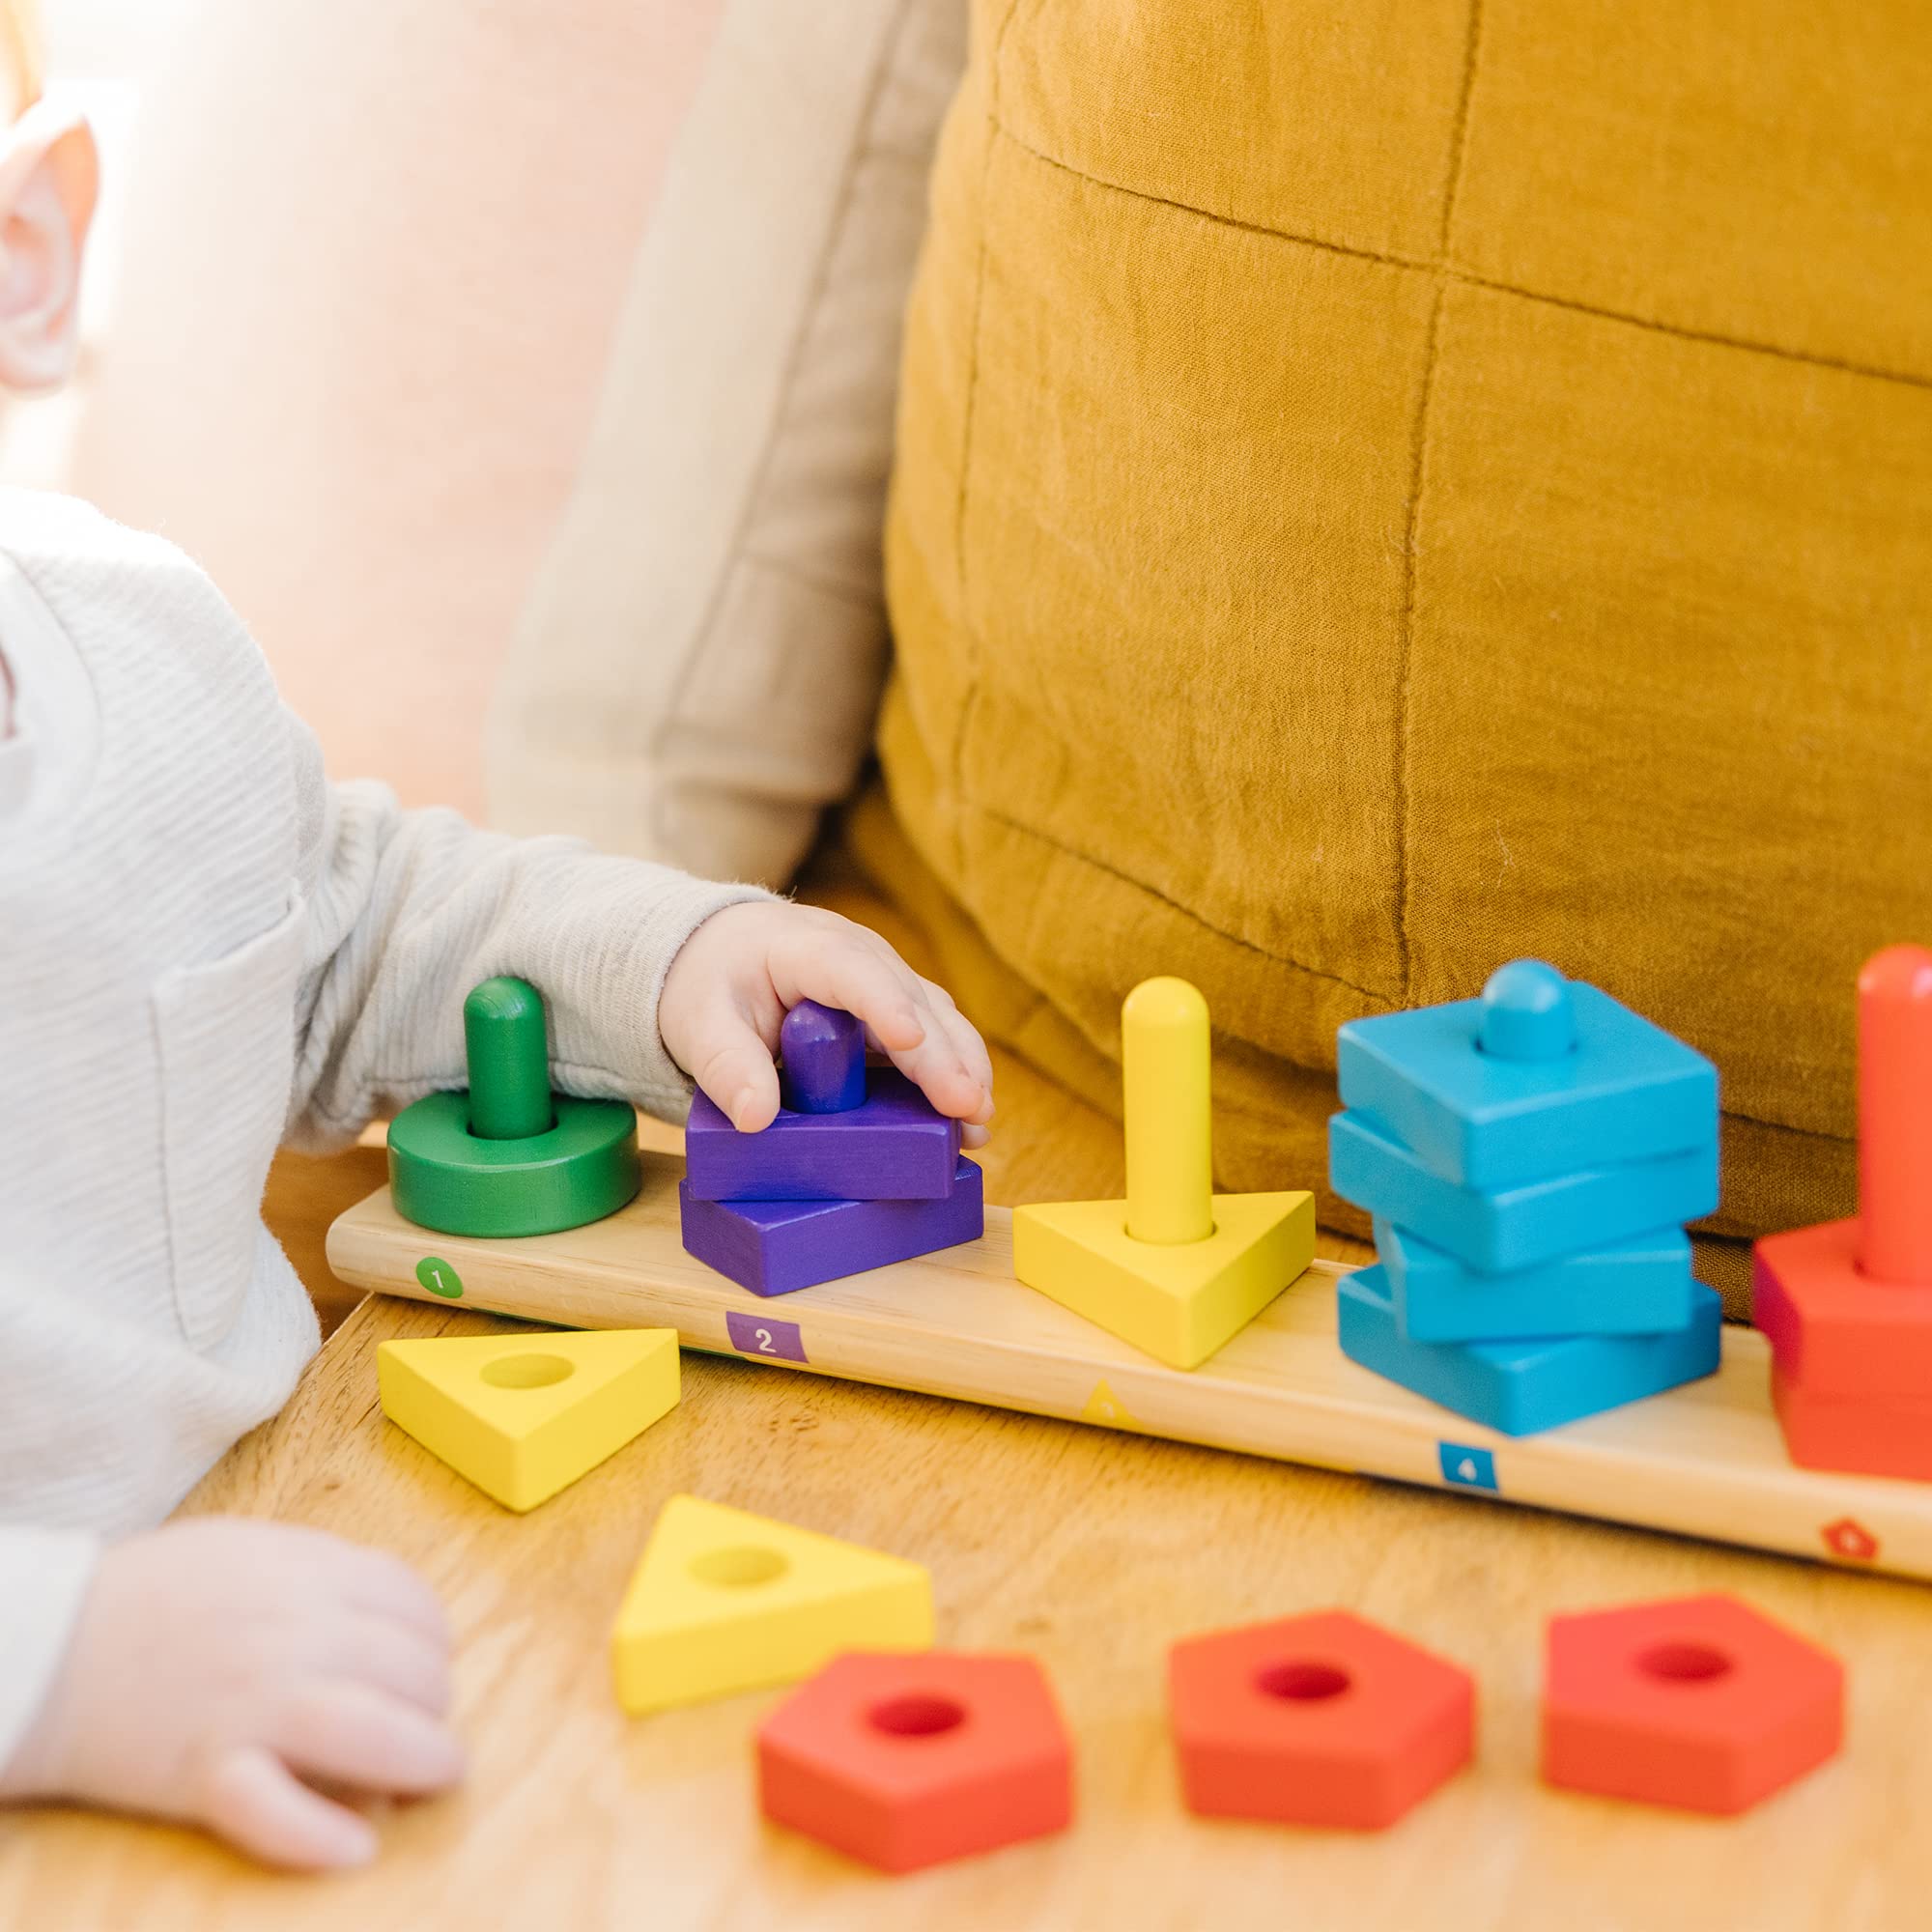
[1772,1362,1932,1481]
[1754,1218,1932,1399]
[756,1651,1072,1873]
[1167,1611,1474,1831]
[1543,1594,1843,1815]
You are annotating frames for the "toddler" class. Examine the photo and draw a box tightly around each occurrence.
[0,32,992,1873]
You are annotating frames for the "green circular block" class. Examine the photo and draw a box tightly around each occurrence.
[389,1089,640,1236]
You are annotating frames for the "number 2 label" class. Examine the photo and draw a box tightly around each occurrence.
[726,1310,808,1363]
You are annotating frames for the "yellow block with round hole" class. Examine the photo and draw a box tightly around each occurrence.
[376,1328,680,1513]
[611,1494,933,1715]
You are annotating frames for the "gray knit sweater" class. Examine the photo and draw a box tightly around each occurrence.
[0,490,767,1766]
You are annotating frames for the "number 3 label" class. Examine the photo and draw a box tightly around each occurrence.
[726,1310,808,1363]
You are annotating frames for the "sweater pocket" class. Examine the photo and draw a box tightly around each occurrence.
[152,895,307,1351]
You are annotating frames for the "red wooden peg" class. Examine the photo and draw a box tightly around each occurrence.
[1858,944,1932,1286]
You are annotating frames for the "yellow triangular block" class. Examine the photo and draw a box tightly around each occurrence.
[1015,1191,1316,1369]
[1080,1378,1141,1430]
[377,1328,679,1513]
[611,1495,933,1714]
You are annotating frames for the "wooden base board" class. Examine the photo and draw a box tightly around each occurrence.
[327,1153,1926,1583]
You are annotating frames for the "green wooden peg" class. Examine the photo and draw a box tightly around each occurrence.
[388,977,641,1237]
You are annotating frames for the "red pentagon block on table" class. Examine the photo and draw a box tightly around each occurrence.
[756,1651,1073,1873]
[1543,1594,1843,1815]
[1770,1361,1932,1480]
[1167,1611,1474,1831]
[1754,1218,1932,1399]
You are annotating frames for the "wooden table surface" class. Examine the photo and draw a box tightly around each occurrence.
[6,1061,1931,1929]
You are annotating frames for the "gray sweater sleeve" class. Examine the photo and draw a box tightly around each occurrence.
[281,712,776,1153]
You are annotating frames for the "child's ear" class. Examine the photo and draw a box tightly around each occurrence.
[0,97,96,392]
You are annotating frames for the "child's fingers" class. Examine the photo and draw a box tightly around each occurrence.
[773,934,927,1055]
[328,1614,455,1719]
[872,998,986,1124]
[272,1680,466,1799]
[199,1743,379,1872]
[312,1535,452,1651]
[684,1004,784,1131]
[923,990,995,1121]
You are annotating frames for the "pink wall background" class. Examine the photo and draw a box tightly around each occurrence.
[71,0,726,817]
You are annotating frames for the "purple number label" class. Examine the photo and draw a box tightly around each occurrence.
[726,1309,808,1363]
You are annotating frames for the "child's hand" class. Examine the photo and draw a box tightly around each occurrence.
[661,902,995,1145]
[0,1519,462,1870]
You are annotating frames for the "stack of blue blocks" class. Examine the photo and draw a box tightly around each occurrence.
[1327,960,1723,1436]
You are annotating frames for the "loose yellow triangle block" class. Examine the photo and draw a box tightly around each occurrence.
[611,1495,933,1714]
[1014,1192,1316,1370]
[377,1328,679,1513]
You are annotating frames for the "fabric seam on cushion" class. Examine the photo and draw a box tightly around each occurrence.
[1392,285,1444,1007]
[738,543,883,608]
[946,0,1030,884]
[985,116,1932,393]
[979,802,1390,1003]
[1391,0,1483,1002]
[651,0,917,836]
[932,810,1855,1147]
[1438,0,1485,259]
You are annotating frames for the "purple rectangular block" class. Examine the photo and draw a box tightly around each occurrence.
[683,1066,962,1202]
[680,1158,984,1296]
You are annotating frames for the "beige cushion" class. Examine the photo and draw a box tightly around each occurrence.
[488,0,965,887]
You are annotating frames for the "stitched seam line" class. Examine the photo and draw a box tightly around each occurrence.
[986,115,1932,394]
[978,803,1390,1003]
[1393,284,1445,1007]
[945,0,1028,881]
[1386,0,1485,1004]
[736,544,883,607]
[1438,0,1485,259]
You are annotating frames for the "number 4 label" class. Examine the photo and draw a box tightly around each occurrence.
[1437,1441,1499,1492]
[726,1310,808,1363]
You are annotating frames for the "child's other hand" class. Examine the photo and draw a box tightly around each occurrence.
[0,1519,461,1870]
[661,902,995,1145]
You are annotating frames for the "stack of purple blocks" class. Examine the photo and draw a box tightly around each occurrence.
[678,1000,984,1297]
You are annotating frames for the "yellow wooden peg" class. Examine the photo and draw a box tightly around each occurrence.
[611,1495,933,1714]
[1013,977,1316,1369]
[1124,977,1214,1244]
[377,1327,679,1512]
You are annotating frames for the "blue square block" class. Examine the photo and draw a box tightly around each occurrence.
[685,1067,961,1203]
[1338,979,1717,1189]
[1338,1264,1721,1436]
[1329,1109,1718,1273]
[679,1158,983,1296]
[1378,1219,1697,1343]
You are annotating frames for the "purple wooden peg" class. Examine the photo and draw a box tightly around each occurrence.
[684,1067,961,1202]
[779,1000,866,1113]
[680,1159,984,1296]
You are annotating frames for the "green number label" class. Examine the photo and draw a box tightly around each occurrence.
[415,1256,465,1299]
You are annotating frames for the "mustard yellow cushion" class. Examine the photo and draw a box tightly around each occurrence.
[859,2,1932,1307]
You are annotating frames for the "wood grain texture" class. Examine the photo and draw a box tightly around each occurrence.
[326,1160,1932,1582]
[8,1268,1932,1928]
